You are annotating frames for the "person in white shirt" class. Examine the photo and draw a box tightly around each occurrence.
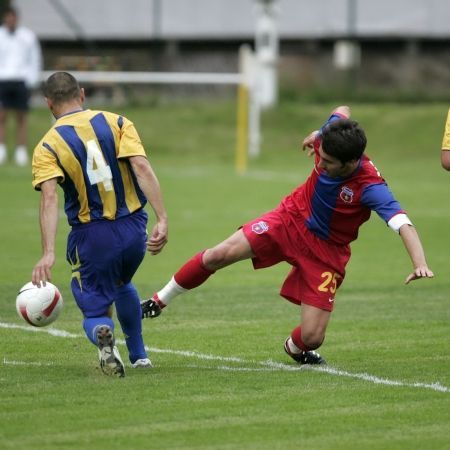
[0,6,42,166]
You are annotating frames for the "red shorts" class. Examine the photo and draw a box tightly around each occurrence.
[242,206,351,311]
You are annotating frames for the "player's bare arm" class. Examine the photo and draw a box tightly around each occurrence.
[399,224,434,284]
[129,155,168,255]
[301,105,351,156]
[301,130,319,156]
[332,105,351,117]
[441,110,450,170]
[32,178,59,286]
[440,149,450,171]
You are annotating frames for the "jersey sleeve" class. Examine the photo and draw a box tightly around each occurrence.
[441,109,450,151]
[116,116,147,159]
[32,142,65,191]
[360,183,405,223]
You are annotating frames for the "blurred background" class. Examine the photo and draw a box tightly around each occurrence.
[5,0,450,104]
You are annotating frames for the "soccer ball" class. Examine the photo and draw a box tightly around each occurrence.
[16,282,63,327]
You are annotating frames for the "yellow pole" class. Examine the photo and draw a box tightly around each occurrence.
[235,82,248,174]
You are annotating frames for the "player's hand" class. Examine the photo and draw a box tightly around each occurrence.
[404,266,434,284]
[301,130,319,157]
[32,252,55,287]
[147,220,168,255]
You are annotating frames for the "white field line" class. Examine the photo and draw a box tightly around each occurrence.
[1,321,448,394]
[3,357,54,367]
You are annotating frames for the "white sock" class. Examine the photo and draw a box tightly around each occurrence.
[16,145,28,154]
[287,337,303,354]
[156,276,187,306]
[14,145,29,166]
[0,143,7,164]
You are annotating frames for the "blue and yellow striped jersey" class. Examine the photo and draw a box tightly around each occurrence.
[32,109,148,225]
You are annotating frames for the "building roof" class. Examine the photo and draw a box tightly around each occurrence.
[14,0,450,41]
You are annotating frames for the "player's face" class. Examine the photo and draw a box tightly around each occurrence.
[317,145,357,178]
[3,12,17,31]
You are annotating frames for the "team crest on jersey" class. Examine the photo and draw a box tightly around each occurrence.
[251,221,269,234]
[340,186,354,203]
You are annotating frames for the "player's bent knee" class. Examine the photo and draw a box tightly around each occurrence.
[301,330,325,350]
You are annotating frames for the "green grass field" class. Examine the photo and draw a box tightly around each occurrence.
[0,100,449,450]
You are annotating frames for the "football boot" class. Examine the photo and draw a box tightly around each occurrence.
[96,325,126,377]
[284,338,326,365]
[141,296,163,319]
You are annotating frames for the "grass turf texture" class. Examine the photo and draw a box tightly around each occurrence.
[0,101,449,449]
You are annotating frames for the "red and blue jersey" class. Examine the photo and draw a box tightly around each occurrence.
[281,114,405,246]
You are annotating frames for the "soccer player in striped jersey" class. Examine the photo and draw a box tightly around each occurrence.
[31,72,168,377]
[440,108,450,170]
[141,105,433,365]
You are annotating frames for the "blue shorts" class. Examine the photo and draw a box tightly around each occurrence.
[0,81,30,111]
[66,210,148,317]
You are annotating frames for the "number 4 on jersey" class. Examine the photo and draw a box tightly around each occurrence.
[86,140,113,191]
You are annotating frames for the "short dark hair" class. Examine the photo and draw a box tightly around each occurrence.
[321,119,367,164]
[43,72,81,104]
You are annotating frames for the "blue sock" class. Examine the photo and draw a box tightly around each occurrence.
[114,282,147,363]
[83,316,115,346]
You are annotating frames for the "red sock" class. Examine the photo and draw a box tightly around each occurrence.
[173,251,215,290]
[291,326,312,352]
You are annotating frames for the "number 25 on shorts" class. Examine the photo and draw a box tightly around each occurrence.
[318,271,341,294]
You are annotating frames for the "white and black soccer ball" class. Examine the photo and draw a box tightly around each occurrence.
[16,282,63,327]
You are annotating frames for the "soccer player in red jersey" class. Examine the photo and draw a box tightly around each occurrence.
[142,105,433,364]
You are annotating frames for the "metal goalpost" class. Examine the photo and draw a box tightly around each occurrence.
[41,44,261,174]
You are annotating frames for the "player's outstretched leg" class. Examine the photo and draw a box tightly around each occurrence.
[141,251,215,319]
[142,232,253,319]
